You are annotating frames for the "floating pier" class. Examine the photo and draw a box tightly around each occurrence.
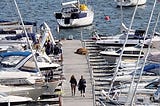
[62,40,93,106]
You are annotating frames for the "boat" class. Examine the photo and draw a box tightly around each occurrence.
[115,0,147,7]
[99,78,160,105]
[111,78,160,95]
[0,51,61,85]
[147,52,160,62]
[54,0,94,28]
[95,30,146,46]
[0,83,45,100]
[100,45,145,60]
[0,45,8,53]
[107,63,160,83]
[0,93,32,105]
[94,23,160,47]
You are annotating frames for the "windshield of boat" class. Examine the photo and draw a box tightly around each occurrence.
[62,7,79,13]
[116,49,122,53]
[19,54,51,72]
[0,56,25,67]
[144,81,160,89]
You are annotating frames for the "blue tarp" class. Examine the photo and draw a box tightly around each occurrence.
[143,63,160,72]
[0,51,31,58]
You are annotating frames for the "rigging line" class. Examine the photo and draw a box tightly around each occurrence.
[131,10,160,106]
[130,0,158,105]
[125,0,150,105]
[107,0,139,99]
[13,0,41,73]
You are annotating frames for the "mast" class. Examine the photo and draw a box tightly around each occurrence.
[129,0,158,105]
[13,0,41,73]
[124,0,145,105]
[107,0,139,99]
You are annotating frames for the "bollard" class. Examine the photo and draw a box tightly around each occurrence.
[59,95,62,106]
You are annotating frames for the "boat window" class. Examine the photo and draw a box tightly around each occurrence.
[0,56,25,67]
[123,51,132,54]
[116,49,122,53]
[36,56,49,63]
[20,56,37,72]
[145,81,159,89]
[62,7,79,13]
[135,44,142,48]
[105,47,116,52]
[133,51,140,54]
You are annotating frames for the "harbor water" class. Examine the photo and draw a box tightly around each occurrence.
[0,0,160,40]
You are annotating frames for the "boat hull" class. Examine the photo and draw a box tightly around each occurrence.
[56,11,94,28]
[116,0,146,7]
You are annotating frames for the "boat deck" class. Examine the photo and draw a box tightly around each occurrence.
[62,40,93,106]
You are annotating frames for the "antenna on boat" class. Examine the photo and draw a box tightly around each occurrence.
[13,0,41,73]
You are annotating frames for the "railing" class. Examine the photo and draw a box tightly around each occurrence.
[81,39,96,106]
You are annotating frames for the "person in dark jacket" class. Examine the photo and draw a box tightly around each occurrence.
[70,75,77,96]
[78,75,86,97]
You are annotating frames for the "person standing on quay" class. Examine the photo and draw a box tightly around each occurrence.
[78,75,86,97]
[69,75,77,96]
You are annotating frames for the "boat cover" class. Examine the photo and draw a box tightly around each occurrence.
[143,63,160,73]
[0,51,31,57]
[5,33,37,43]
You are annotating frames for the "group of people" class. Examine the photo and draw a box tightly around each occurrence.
[44,40,62,56]
[69,75,86,97]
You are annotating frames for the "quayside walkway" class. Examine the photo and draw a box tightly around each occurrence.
[61,40,93,106]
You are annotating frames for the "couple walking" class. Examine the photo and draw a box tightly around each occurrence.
[69,75,86,97]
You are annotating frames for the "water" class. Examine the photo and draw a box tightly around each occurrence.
[0,1,160,106]
[0,0,160,40]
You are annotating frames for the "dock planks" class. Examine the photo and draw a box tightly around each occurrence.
[61,40,93,106]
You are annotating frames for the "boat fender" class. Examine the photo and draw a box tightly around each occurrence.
[80,4,88,11]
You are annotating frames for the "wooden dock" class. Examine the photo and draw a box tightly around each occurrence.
[61,40,93,106]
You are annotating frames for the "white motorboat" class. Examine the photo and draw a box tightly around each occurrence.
[0,51,61,85]
[94,23,160,47]
[0,76,61,100]
[54,0,94,28]
[95,30,147,46]
[0,93,32,105]
[0,69,44,85]
[100,46,144,60]
[0,51,60,71]
[111,78,160,95]
[100,78,160,105]
[107,63,160,83]
[115,0,147,7]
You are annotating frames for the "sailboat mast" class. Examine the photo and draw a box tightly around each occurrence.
[129,0,158,105]
[13,0,41,73]
[107,0,139,98]
[125,0,144,105]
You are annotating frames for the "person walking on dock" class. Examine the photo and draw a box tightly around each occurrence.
[78,75,86,97]
[69,75,77,96]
